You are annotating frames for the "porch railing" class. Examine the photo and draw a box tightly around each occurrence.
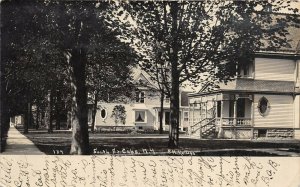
[190,118,210,134]
[190,117,216,137]
[216,117,252,126]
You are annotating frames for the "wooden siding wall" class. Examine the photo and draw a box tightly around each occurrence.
[254,95,294,128]
[255,58,295,81]
[297,60,300,83]
[297,60,300,81]
[95,103,135,126]
[295,96,300,129]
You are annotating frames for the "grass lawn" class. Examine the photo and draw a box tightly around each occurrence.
[22,129,300,156]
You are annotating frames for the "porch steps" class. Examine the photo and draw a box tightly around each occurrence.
[189,118,217,139]
[201,125,216,138]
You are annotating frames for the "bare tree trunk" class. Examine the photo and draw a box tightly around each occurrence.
[159,91,164,134]
[91,92,98,133]
[41,104,46,129]
[66,94,72,129]
[0,71,10,152]
[24,102,30,134]
[36,103,40,130]
[67,48,89,155]
[55,90,61,130]
[47,90,53,133]
[67,109,72,129]
[168,2,180,148]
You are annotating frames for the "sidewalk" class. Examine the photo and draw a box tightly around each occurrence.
[1,126,44,155]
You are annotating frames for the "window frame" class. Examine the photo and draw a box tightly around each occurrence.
[100,108,107,120]
[257,97,270,117]
[135,91,145,103]
[183,111,189,122]
[135,110,147,123]
[165,95,170,103]
[165,111,170,125]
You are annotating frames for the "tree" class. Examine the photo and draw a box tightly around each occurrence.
[86,40,136,132]
[107,1,299,147]
[1,1,69,135]
[145,55,171,134]
[111,105,127,125]
[1,1,137,154]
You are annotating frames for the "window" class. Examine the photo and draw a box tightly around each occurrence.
[165,112,170,125]
[183,111,189,122]
[165,95,170,103]
[88,109,93,123]
[100,109,107,119]
[258,129,267,137]
[238,60,253,78]
[216,101,221,118]
[135,111,146,122]
[258,97,270,116]
[136,91,145,103]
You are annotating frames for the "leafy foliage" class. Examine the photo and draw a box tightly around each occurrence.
[1,1,138,153]
[111,105,127,125]
[106,1,299,147]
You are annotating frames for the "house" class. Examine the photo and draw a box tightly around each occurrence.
[90,70,190,132]
[10,115,24,128]
[188,25,300,139]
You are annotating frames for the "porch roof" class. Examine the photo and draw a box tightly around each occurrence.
[218,79,295,93]
[132,104,148,110]
[191,79,296,96]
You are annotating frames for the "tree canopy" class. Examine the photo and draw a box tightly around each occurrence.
[106,1,299,147]
[1,0,137,154]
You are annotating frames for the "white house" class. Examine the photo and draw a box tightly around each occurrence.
[90,71,190,132]
[188,36,300,139]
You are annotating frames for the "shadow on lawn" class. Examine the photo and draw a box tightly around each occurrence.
[21,128,300,156]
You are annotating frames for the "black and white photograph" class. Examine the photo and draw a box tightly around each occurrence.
[1,0,300,186]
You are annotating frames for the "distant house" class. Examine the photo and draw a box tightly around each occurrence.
[90,70,190,132]
[188,23,300,139]
[10,115,24,127]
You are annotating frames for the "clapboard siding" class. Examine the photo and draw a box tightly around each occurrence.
[298,60,300,81]
[255,58,295,81]
[295,96,300,128]
[254,95,294,128]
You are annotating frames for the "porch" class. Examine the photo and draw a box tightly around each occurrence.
[189,93,254,139]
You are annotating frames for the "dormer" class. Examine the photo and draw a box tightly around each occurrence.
[237,59,254,79]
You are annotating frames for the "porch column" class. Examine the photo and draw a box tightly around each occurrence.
[190,103,195,135]
[220,96,224,124]
[251,96,255,139]
[192,102,195,124]
[205,101,208,120]
[233,97,237,139]
[233,99,237,124]
[200,102,203,139]
[200,97,203,121]
[188,103,191,135]
[219,99,224,138]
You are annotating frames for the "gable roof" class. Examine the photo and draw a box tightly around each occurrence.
[132,69,158,89]
[258,13,300,54]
